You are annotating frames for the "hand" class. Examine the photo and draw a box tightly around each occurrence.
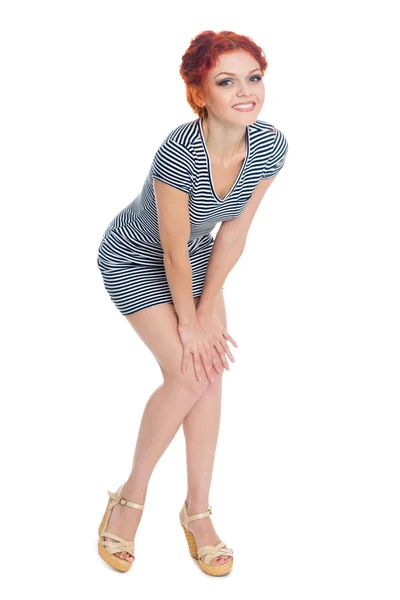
[178,316,215,383]
[196,311,238,373]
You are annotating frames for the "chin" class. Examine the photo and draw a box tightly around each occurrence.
[230,108,260,124]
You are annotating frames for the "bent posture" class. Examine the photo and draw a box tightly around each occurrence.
[96,29,289,577]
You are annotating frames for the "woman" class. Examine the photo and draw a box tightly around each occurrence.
[97,29,289,577]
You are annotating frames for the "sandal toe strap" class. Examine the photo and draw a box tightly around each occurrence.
[197,541,234,565]
[101,531,135,556]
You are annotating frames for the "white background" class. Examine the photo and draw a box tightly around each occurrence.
[1,1,399,598]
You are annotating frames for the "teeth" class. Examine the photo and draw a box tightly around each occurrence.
[233,102,254,108]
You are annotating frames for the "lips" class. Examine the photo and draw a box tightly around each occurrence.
[232,101,256,108]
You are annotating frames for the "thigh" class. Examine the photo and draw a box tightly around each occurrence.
[124,296,209,392]
[136,292,229,380]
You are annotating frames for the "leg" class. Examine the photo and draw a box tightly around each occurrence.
[180,291,232,566]
[183,292,228,503]
[181,376,229,566]
[151,293,231,566]
[103,298,211,562]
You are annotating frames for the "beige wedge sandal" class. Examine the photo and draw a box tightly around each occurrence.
[98,484,144,572]
[180,500,234,576]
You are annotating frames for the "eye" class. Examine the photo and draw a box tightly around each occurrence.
[218,75,262,86]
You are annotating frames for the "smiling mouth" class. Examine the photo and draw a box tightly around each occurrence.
[232,102,256,108]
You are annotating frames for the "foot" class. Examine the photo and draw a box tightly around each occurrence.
[180,502,232,567]
[103,482,145,563]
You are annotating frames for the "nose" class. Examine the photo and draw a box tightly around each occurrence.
[237,81,251,97]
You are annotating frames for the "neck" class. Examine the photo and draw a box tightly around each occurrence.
[201,115,247,164]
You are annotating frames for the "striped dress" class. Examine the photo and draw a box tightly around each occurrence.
[97,117,289,316]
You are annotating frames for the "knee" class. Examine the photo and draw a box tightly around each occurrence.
[164,370,210,400]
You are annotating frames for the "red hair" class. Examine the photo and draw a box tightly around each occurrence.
[179,30,268,119]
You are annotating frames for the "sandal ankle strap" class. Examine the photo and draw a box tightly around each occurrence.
[107,486,145,511]
[181,500,212,530]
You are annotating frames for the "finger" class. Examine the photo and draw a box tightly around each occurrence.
[181,349,191,373]
[223,332,239,348]
[211,346,221,373]
[211,347,223,374]
[192,353,203,382]
[220,339,236,363]
[198,341,211,359]
[213,363,221,375]
[215,342,230,370]
[199,350,214,383]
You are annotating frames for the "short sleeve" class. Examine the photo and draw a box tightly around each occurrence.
[151,138,194,194]
[261,128,289,179]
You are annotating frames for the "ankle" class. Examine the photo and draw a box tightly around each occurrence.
[185,495,210,514]
[122,478,147,504]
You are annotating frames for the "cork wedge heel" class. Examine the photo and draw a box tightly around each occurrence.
[98,484,144,572]
[180,500,234,577]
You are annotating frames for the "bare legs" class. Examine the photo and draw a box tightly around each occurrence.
[104,293,231,565]
[183,376,222,509]
[180,375,232,566]
[179,291,232,566]
[104,374,209,562]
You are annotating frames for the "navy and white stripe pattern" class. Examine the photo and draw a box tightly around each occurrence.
[97,117,288,316]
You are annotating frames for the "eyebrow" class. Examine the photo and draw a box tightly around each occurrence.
[214,68,261,78]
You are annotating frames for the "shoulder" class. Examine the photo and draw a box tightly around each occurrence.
[153,119,198,168]
[250,119,288,157]
[250,119,283,140]
[159,119,199,151]
[251,118,277,135]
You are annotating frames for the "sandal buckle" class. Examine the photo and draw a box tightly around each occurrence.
[208,505,212,515]
[119,497,127,506]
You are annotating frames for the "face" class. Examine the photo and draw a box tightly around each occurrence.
[201,49,265,125]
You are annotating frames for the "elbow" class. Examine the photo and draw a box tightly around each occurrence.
[218,230,247,245]
[163,247,189,266]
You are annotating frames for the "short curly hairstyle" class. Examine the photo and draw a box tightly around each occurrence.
[179,30,268,120]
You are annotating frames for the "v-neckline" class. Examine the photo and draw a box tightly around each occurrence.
[198,118,250,202]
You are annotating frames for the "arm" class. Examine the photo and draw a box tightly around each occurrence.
[197,174,278,315]
[196,235,245,316]
[154,178,196,326]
